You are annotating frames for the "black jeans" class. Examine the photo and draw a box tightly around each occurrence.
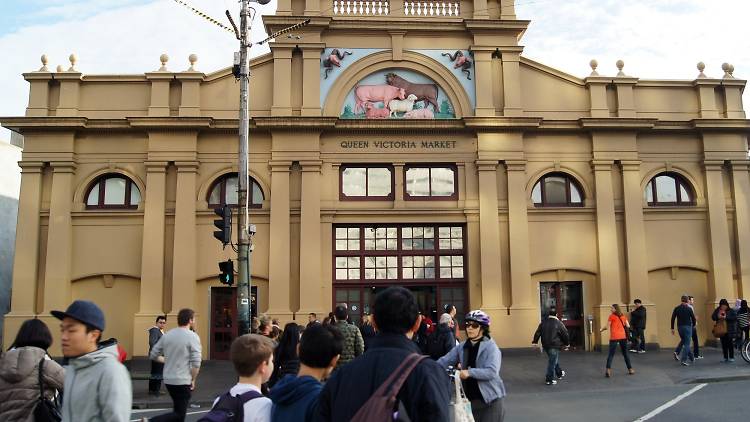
[630,327,646,351]
[149,361,164,393]
[720,335,735,360]
[150,384,192,422]
[606,339,632,370]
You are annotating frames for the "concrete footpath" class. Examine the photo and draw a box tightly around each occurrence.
[129,347,750,409]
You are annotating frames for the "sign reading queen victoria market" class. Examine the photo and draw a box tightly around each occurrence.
[340,140,457,149]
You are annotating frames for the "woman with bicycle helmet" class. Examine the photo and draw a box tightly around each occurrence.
[437,310,506,422]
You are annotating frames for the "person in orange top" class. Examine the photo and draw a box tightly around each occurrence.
[600,304,635,378]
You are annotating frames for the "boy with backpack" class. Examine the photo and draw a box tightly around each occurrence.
[269,324,344,421]
[200,334,274,422]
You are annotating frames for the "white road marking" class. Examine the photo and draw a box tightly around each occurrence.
[632,383,707,422]
[130,408,209,421]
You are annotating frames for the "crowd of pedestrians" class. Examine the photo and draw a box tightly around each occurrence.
[1,290,749,422]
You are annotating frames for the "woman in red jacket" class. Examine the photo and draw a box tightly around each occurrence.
[600,304,635,378]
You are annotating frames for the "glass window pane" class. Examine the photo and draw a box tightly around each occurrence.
[336,291,348,302]
[336,240,347,250]
[130,184,141,205]
[87,183,100,205]
[451,227,462,237]
[336,257,347,268]
[387,256,397,267]
[415,268,425,278]
[440,256,450,266]
[425,256,434,266]
[453,267,464,278]
[342,168,367,196]
[570,184,581,203]
[402,239,412,250]
[424,239,435,249]
[543,176,567,204]
[364,227,375,238]
[376,269,386,279]
[336,228,347,239]
[376,239,386,250]
[387,227,397,238]
[452,256,463,266]
[365,257,376,268]
[367,168,392,197]
[348,228,360,238]
[414,227,423,237]
[644,182,654,203]
[414,256,424,267]
[386,239,397,250]
[406,168,430,196]
[439,239,450,249]
[430,167,455,196]
[655,175,677,202]
[103,178,127,205]
[387,268,398,279]
[336,269,347,279]
[348,257,360,267]
[679,185,691,203]
[348,269,360,279]
[376,227,386,237]
[364,240,375,250]
[440,268,451,278]
[225,176,239,205]
[438,227,450,237]
[348,240,359,250]
[413,239,424,249]
[403,268,413,279]
[451,239,463,250]
[424,227,434,238]
[402,227,413,238]
[252,182,264,205]
[425,268,435,278]
[403,256,413,266]
[531,182,542,204]
[365,269,376,279]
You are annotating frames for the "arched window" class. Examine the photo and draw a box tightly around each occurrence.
[85,174,141,209]
[531,172,584,207]
[208,173,264,208]
[644,172,695,206]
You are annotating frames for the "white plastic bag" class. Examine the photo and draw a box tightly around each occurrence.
[449,372,475,422]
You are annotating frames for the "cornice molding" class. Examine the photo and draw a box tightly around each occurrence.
[579,118,657,130]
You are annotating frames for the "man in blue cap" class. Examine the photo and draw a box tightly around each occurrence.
[52,300,132,422]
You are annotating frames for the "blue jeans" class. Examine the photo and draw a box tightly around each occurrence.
[606,339,632,370]
[676,325,694,363]
[544,348,563,382]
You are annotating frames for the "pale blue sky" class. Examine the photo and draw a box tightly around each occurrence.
[0,0,748,140]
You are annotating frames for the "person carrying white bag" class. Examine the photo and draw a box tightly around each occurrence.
[437,310,506,422]
[447,366,475,422]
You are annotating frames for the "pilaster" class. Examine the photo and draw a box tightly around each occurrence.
[731,161,750,297]
[170,161,199,313]
[177,72,203,117]
[146,72,175,117]
[471,48,494,117]
[133,160,168,356]
[703,160,734,302]
[23,73,52,117]
[55,72,82,117]
[304,0,320,15]
[476,159,503,309]
[620,161,649,303]
[472,0,489,19]
[268,160,293,318]
[613,77,638,118]
[42,161,76,313]
[271,46,294,116]
[694,79,721,119]
[298,160,324,317]
[592,160,620,306]
[505,160,533,309]
[585,76,610,118]
[500,48,523,117]
[722,80,746,119]
[302,46,324,116]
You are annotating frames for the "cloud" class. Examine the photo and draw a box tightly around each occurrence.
[0,0,748,141]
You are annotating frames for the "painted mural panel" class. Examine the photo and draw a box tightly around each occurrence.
[340,69,455,119]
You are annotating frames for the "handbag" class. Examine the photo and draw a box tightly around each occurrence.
[712,319,728,338]
[616,315,630,340]
[449,371,474,422]
[33,359,62,422]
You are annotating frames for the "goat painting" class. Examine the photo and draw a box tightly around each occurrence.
[442,50,472,80]
[322,49,353,79]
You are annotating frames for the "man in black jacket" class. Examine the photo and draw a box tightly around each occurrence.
[629,299,647,353]
[148,315,167,396]
[313,287,450,422]
[671,295,697,365]
[532,308,570,385]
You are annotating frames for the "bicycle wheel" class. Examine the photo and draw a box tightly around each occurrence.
[742,340,750,364]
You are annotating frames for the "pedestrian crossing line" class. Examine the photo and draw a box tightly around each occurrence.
[129,409,209,421]
[632,383,707,422]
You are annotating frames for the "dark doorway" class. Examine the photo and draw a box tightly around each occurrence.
[539,282,584,349]
[210,286,258,360]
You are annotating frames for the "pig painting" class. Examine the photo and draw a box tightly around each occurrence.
[403,108,435,119]
[364,103,390,119]
[354,85,406,114]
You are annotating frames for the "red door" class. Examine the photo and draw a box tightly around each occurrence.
[210,287,238,360]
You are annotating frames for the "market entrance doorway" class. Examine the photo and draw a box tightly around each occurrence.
[539,281,584,349]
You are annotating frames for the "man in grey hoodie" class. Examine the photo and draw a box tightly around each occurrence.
[150,308,202,422]
[52,300,132,422]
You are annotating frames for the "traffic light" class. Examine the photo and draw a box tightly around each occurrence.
[213,205,232,247]
[218,259,234,286]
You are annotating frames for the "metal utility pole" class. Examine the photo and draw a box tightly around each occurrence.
[236,0,253,336]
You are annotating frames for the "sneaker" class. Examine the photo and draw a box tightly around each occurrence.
[629,349,638,353]
[729,358,736,363]
[638,350,646,354]
[681,361,690,366]
[557,370,566,379]
[695,355,704,360]
[546,380,557,385]
[673,351,679,361]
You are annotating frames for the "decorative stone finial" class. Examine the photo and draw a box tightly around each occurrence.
[728,64,735,77]
[722,62,732,78]
[589,59,599,76]
[159,54,169,71]
[616,59,626,77]
[188,54,198,71]
[68,54,77,71]
[697,62,706,78]
[39,54,49,72]
[56,65,64,72]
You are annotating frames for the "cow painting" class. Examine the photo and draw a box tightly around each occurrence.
[385,73,439,111]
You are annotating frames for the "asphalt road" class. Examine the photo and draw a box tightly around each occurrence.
[130,380,748,421]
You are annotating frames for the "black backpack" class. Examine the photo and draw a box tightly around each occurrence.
[426,331,443,360]
[197,390,263,422]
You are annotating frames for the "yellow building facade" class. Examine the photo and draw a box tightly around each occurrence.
[3,0,750,358]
